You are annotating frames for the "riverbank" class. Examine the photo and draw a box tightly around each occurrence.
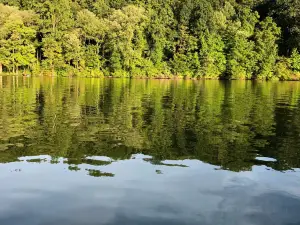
[1,72,300,81]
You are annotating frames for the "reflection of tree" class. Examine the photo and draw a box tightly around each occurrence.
[68,165,81,171]
[143,158,188,168]
[0,77,300,172]
[86,169,114,178]
[64,158,112,166]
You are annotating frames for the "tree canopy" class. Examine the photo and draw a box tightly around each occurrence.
[0,0,299,80]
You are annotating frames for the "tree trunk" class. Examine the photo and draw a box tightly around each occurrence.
[12,48,15,74]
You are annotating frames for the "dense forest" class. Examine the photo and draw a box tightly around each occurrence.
[0,0,300,79]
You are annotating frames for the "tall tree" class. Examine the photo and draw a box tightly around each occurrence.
[0,4,38,73]
[255,17,281,79]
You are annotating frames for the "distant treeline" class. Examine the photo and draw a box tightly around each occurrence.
[0,0,300,79]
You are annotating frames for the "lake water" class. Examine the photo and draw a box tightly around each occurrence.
[0,76,300,225]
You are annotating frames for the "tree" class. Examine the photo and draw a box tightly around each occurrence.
[199,32,226,78]
[0,0,298,79]
[255,17,281,79]
[226,6,259,79]
[41,36,63,75]
[171,25,200,77]
[105,5,147,76]
[36,0,73,37]
[62,30,83,68]
[271,0,300,55]
[0,4,37,73]
[290,49,300,72]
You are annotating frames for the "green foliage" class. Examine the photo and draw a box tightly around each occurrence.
[199,33,226,78]
[223,4,259,79]
[0,4,37,73]
[62,30,83,68]
[255,17,281,79]
[41,36,63,74]
[84,45,101,70]
[290,49,300,72]
[274,58,292,80]
[0,0,298,79]
[227,33,257,79]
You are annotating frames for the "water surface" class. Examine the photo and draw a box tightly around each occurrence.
[0,77,300,225]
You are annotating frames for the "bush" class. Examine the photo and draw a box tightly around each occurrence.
[290,49,300,72]
[274,58,292,80]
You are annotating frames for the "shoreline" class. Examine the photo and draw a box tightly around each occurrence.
[0,73,300,81]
